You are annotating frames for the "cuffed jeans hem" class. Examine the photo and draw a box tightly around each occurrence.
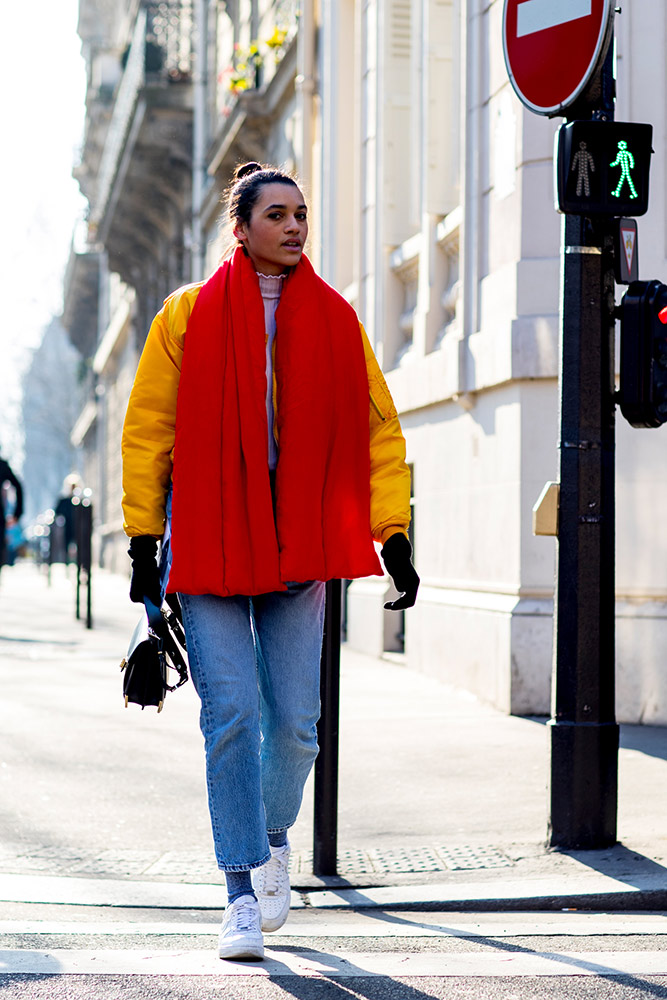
[266,825,291,835]
[217,853,271,873]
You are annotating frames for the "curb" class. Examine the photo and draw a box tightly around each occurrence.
[303,875,667,912]
[3,871,667,912]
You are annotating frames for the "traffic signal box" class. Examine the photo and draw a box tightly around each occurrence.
[620,280,667,428]
[557,121,653,216]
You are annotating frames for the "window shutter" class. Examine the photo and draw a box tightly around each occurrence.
[426,0,457,216]
[383,0,414,246]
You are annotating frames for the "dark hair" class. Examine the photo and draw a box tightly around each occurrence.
[227,161,300,227]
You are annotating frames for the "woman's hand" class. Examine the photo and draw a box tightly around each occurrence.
[128,536,162,606]
[381,532,419,611]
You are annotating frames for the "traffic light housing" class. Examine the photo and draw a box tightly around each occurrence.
[619,280,667,428]
[557,121,653,216]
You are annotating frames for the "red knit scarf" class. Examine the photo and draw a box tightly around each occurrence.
[167,246,382,596]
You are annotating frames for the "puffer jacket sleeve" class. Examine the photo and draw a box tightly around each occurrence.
[360,324,412,545]
[121,286,198,537]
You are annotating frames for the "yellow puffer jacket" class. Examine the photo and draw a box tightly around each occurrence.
[122,282,411,546]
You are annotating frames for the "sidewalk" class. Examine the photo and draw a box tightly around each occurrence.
[1,559,667,911]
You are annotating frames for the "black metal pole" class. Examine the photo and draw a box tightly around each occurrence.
[46,520,53,588]
[83,501,93,630]
[74,502,81,621]
[313,578,341,875]
[549,47,619,848]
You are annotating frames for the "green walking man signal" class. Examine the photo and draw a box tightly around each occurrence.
[556,121,653,216]
[610,141,638,201]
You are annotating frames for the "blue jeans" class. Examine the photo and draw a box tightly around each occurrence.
[179,581,326,871]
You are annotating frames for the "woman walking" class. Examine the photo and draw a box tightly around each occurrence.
[121,162,419,961]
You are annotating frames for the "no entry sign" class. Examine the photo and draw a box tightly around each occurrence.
[503,0,615,116]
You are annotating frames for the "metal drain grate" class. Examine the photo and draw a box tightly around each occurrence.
[0,842,514,879]
[291,844,513,875]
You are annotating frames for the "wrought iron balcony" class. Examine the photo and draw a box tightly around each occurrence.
[84,0,194,297]
[142,0,194,82]
[89,1,194,238]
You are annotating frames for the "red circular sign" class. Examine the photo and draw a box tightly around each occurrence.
[503,0,614,116]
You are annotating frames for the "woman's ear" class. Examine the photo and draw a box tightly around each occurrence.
[233,222,247,245]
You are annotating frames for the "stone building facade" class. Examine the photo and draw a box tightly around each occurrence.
[328,0,667,722]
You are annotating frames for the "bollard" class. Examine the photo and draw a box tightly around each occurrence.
[81,496,93,630]
[73,489,94,629]
[73,494,82,620]
[313,578,342,876]
[45,510,54,588]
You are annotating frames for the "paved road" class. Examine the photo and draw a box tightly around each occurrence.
[4,562,667,995]
[3,893,667,998]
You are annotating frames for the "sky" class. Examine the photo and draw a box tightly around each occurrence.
[1,0,87,467]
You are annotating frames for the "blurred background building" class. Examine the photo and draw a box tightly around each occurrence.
[21,318,83,523]
[59,0,667,723]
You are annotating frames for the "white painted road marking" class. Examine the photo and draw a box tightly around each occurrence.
[517,0,592,38]
[3,916,667,938]
[3,949,667,977]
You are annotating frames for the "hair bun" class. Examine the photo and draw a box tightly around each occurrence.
[235,161,263,181]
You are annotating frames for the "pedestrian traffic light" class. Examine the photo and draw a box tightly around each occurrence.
[619,280,667,428]
[556,121,653,216]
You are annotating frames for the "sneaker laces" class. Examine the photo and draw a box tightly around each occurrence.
[256,852,288,896]
[229,898,258,931]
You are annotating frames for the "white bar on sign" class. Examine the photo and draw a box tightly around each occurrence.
[517,0,592,37]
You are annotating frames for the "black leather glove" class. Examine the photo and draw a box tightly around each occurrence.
[381,532,419,611]
[128,536,162,606]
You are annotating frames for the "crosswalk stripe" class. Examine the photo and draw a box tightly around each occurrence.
[2,916,667,938]
[2,948,667,977]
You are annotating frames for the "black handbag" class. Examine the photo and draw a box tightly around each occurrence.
[120,596,189,712]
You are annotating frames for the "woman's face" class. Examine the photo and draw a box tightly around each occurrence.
[233,182,308,275]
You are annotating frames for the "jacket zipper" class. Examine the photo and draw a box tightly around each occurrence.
[370,391,386,422]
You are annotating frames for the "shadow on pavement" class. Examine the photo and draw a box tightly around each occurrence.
[571,844,667,884]
[621,724,667,763]
[266,936,667,1000]
[0,635,74,646]
[267,955,446,999]
[511,717,667,766]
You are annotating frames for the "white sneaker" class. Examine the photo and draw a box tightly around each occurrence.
[252,843,291,932]
[218,894,264,960]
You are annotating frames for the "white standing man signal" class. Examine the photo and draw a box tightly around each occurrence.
[571,141,595,197]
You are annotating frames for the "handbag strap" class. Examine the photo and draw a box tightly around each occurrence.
[143,597,189,690]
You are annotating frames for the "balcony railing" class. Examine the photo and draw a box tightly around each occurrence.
[90,1,194,231]
[91,10,146,230]
[145,0,194,80]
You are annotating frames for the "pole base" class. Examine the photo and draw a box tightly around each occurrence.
[548,720,619,850]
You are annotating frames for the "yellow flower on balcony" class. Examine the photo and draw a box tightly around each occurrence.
[226,42,263,95]
[265,26,288,50]
[229,74,249,93]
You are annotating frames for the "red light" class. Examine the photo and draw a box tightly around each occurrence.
[660,307,667,325]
